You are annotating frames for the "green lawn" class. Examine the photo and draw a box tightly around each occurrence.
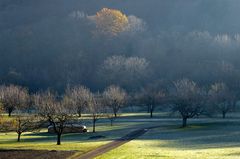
[0,114,158,157]
[96,119,240,159]
[1,113,240,159]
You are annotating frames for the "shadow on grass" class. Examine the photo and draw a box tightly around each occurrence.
[1,121,153,144]
[2,118,240,151]
[138,120,240,150]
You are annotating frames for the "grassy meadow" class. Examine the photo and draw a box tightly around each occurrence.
[0,113,159,157]
[96,118,240,159]
[1,113,240,159]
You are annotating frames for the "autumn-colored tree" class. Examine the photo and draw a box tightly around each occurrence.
[89,8,129,36]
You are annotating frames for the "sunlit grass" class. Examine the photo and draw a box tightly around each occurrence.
[0,131,108,151]
[0,117,156,157]
[97,141,240,159]
[2,113,240,159]
[96,121,240,159]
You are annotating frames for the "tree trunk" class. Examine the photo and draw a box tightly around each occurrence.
[182,117,187,127]
[114,112,117,118]
[93,117,96,133]
[78,113,81,117]
[8,109,12,117]
[110,120,113,126]
[17,132,21,142]
[57,133,61,145]
[222,111,226,119]
[150,105,153,118]
[77,110,82,117]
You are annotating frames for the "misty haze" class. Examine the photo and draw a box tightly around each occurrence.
[0,1,240,159]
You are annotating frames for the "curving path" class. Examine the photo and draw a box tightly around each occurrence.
[76,126,160,159]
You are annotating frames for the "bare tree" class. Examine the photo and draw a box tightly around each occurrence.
[0,97,41,142]
[13,113,41,142]
[103,85,127,118]
[104,107,116,126]
[14,96,41,142]
[137,85,166,118]
[88,93,104,133]
[65,85,92,117]
[34,90,74,145]
[101,56,149,90]
[172,79,206,127]
[208,82,236,118]
[0,85,29,117]
[126,15,146,34]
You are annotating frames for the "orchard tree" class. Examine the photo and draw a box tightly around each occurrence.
[103,85,127,117]
[13,96,41,142]
[12,113,41,142]
[208,82,236,118]
[65,86,92,117]
[88,93,104,133]
[34,90,74,145]
[172,79,206,127]
[0,95,40,142]
[0,85,29,117]
[104,106,117,126]
[138,86,166,118]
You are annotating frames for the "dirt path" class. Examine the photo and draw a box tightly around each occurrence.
[75,126,159,159]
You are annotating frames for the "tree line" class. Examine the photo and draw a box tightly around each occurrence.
[0,79,238,145]
[0,85,127,145]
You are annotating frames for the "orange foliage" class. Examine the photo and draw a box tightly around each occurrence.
[92,8,129,36]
